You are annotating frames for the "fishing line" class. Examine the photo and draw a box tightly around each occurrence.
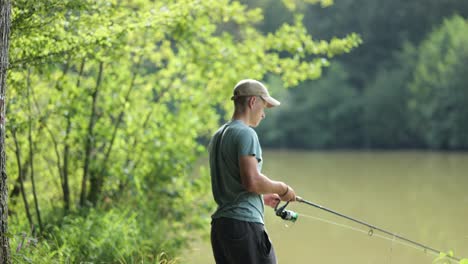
[273,197,462,262]
[297,197,461,261]
[297,213,437,258]
[388,234,395,264]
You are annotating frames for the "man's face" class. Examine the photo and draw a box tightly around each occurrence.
[251,96,267,127]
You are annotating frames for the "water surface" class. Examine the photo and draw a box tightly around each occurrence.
[185,151,468,263]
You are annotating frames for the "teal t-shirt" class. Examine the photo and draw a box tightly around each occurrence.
[208,120,264,224]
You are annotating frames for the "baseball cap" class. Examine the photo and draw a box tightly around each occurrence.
[230,79,280,108]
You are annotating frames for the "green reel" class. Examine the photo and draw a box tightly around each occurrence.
[274,201,298,222]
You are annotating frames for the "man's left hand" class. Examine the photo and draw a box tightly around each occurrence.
[263,193,281,208]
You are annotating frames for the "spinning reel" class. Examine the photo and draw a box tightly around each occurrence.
[274,200,298,222]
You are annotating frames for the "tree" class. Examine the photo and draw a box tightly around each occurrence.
[361,43,420,148]
[0,0,11,263]
[6,0,360,261]
[303,0,468,89]
[408,15,468,149]
[258,63,362,149]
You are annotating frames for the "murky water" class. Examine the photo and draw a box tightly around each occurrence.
[184,151,468,263]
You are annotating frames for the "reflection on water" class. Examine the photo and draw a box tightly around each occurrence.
[184,151,468,264]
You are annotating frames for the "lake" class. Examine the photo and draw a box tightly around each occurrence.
[184,150,468,263]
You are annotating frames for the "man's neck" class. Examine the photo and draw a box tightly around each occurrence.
[231,112,251,126]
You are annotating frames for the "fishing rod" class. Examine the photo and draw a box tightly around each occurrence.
[274,196,461,262]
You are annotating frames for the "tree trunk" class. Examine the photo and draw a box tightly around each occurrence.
[89,52,144,204]
[80,62,103,207]
[0,0,11,262]
[11,129,33,230]
[30,60,74,212]
[27,70,42,234]
[62,58,85,211]
[62,114,71,211]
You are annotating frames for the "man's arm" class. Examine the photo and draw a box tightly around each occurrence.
[239,155,296,201]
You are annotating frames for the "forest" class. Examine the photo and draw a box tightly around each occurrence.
[254,0,468,150]
[0,0,467,263]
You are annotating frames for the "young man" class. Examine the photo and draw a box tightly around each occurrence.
[209,79,296,264]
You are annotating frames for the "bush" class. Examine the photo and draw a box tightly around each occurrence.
[11,208,179,263]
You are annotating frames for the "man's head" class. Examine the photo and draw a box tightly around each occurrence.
[231,79,280,108]
[231,79,280,127]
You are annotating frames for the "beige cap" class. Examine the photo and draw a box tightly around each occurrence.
[231,79,280,108]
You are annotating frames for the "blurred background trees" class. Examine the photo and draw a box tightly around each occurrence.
[255,0,468,150]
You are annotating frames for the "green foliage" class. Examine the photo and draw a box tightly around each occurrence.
[45,209,140,262]
[302,0,468,87]
[282,0,333,11]
[361,43,420,148]
[10,207,180,263]
[408,15,468,149]
[433,251,468,264]
[7,0,359,261]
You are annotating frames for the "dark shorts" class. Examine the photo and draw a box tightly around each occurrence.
[211,217,277,264]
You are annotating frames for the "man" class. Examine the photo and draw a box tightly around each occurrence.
[209,79,296,264]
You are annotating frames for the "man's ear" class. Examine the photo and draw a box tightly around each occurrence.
[248,96,256,109]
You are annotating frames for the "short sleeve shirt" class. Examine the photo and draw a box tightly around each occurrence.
[208,120,264,224]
